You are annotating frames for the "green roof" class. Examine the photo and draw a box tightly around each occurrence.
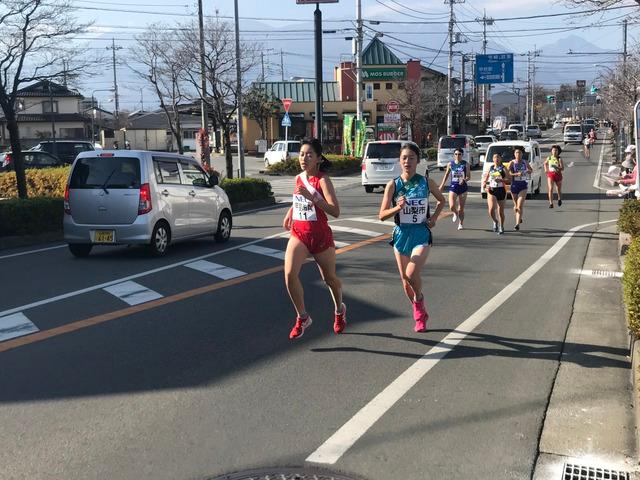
[257,82,340,103]
[362,37,404,66]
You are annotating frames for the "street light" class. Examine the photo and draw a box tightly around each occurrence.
[91,89,114,145]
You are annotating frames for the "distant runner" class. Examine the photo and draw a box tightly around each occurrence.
[544,144,565,208]
[481,152,511,234]
[508,146,533,231]
[379,143,445,332]
[439,147,470,230]
[283,138,346,339]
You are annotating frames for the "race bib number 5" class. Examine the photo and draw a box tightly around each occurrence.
[399,198,427,224]
[292,194,317,221]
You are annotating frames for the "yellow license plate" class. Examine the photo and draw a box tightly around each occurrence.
[94,230,115,243]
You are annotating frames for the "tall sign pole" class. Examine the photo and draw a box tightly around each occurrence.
[356,0,363,122]
[197,0,210,167]
[634,100,639,199]
[314,3,324,143]
[233,0,245,177]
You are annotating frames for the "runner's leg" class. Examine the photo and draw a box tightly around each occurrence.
[394,252,415,301]
[547,176,554,205]
[487,194,498,224]
[449,191,458,220]
[458,192,467,224]
[516,190,526,225]
[498,199,506,229]
[284,236,311,317]
[314,246,343,312]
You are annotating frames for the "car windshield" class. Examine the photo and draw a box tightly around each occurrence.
[70,157,141,189]
[475,136,494,143]
[365,143,401,159]
[566,125,581,132]
[287,143,300,153]
[510,125,523,132]
[439,137,467,149]
[500,132,518,140]
[527,125,538,129]
[486,146,530,163]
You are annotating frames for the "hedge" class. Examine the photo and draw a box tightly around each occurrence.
[0,167,70,199]
[423,148,437,161]
[266,154,361,175]
[623,237,640,336]
[618,199,640,238]
[0,197,64,236]
[220,177,273,204]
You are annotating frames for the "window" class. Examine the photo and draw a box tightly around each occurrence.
[182,130,196,139]
[180,162,208,187]
[276,143,285,152]
[42,101,58,113]
[287,142,300,153]
[373,83,380,90]
[385,83,393,90]
[153,160,181,184]
[70,157,141,189]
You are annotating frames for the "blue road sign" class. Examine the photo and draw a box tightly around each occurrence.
[281,113,292,127]
[476,54,514,84]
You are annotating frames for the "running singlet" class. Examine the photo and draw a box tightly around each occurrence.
[449,161,467,186]
[510,160,530,183]
[488,165,506,188]
[292,173,328,225]
[547,156,560,172]
[393,174,429,225]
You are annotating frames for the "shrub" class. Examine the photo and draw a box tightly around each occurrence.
[0,197,64,237]
[0,166,70,199]
[265,155,361,175]
[220,177,273,205]
[423,148,438,161]
[623,237,640,336]
[618,199,640,238]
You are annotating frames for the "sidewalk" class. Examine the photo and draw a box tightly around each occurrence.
[533,223,639,479]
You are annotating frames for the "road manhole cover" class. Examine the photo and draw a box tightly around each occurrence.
[563,463,630,480]
[207,466,364,480]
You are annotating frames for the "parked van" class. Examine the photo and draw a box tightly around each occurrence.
[563,123,583,144]
[508,124,525,139]
[437,134,480,169]
[64,150,232,257]
[480,140,544,198]
[361,140,421,193]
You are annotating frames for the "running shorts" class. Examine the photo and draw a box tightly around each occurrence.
[291,224,335,254]
[391,225,432,257]
[449,183,468,195]
[547,171,563,182]
[510,181,528,196]
[488,187,507,201]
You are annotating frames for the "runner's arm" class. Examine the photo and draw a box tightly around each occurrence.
[427,178,445,225]
[464,163,471,182]
[317,176,340,218]
[438,164,450,190]
[526,161,533,174]
[283,207,293,230]
[481,170,489,190]
[558,157,565,171]
[379,180,402,221]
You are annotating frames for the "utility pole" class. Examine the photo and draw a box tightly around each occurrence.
[446,0,465,134]
[62,59,68,87]
[197,0,210,167]
[233,0,245,177]
[460,54,466,132]
[356,0,363,121]
[314,4,324,143]
[281,49,285,81]
[524,49,540,127]
[261,52,265,81]
[476,10,494,125]
[530,63,536,124]
[106,39,122,127]
[623,19,628,76]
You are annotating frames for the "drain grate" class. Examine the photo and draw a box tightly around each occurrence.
[588,269,623,279]
[563,463,630,480]
[207,466,363,480]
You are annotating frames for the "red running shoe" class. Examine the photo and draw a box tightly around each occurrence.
[289,315,312,339]
[412,299,429,332]
[333,303,347,334]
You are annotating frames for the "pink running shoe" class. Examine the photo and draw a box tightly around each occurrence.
[333,303,347,334]
[289,315,312,339]
[412,299,429,333]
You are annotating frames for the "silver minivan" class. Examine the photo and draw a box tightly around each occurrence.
[64,150,232,257]
[436,135,480,169]
[361,140,420,193]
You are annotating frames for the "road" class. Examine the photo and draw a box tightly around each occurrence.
[0,128,624,480]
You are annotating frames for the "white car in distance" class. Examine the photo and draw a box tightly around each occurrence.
[264,141,301,167]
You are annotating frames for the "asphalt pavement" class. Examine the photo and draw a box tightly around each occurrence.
[0,129,634,480]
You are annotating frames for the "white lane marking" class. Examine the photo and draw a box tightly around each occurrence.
[334,241,351,248]
[241,245,286,260]
[593,131,608,189]
[347,217,386,225]
[570,268,623,278]
[0,231,290,319]
[0,244,66,261]
[0,312,39,342]
[306,218,617,465]
[185,260,247,280]
[103,281,164,306]
[330,225,383,237]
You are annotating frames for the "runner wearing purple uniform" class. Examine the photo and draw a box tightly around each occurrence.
[438,147,470,230]
[508,146,533,231]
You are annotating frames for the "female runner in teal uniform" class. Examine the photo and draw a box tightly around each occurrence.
[379,143,445,332]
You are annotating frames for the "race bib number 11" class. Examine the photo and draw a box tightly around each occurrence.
[292,194,317,221]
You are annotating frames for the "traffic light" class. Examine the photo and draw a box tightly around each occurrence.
[590,85,599,94]
[546,95,556,104]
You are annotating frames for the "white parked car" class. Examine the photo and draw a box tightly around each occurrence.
[563,123,583,144]
[480,140,544,199]
[361,140,421,193]
[552,120,563,129]
[508,124,525,139]
[436,134,480,169]
[264,141,301,167]
[474,135,498,158]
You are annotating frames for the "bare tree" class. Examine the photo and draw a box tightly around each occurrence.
[597,55,640,136]
[130,24,192,154]
[422,77,448,139]
[179,18,257,178]
[0,0,88,198]
[401,79,428,146]
[243,83,280,141]
[562,0,640,7]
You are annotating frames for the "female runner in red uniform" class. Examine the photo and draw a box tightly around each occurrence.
[283,138,346,339]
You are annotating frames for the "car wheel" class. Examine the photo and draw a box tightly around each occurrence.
[148,221,170,256]
[264,158,269,168]
[364,185,374,193]
[535,178,541,195]
[214,209,232,243]
[68,243,92,258]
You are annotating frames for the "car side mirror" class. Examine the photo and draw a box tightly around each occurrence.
[208,174,219,187]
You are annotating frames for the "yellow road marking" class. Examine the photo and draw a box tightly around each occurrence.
[0,234,390,353]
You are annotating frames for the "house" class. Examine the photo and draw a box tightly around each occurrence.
[0,80,90,149]
[114,110,203,151]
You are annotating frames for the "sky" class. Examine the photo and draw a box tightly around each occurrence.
[66,0,640,111]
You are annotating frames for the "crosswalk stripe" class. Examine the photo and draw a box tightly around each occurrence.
[347,217,387,225]
[0,312,39,342]
[330,225,385,237]
[103,281,164,306]
[241,245,286,260]
[334,241,351,248]
[185,260,247,280]
[267,176,361,197]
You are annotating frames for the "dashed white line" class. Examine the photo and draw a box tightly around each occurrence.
[0,312,39,342]
[241,245,286,260]
[0,244,66,261]
[185,260,247,280]
[306,218,617,465]
[330,225,383,237]
[103,281,164,306]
